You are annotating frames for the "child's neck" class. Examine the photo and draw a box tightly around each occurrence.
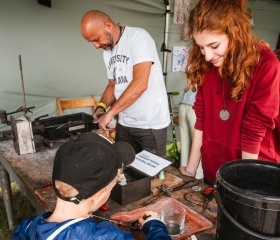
[45,198,88,223]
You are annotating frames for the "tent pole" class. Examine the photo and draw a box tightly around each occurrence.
[161,0,171,85]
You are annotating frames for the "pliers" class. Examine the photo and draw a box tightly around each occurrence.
[201,186,217,214]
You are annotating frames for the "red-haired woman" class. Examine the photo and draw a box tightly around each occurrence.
[180,0,280,185]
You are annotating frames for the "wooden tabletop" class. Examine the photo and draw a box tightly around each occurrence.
[0,136,62,210]
[0,138,217,239]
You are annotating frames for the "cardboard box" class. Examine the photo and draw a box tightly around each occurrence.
[110,166,152,206]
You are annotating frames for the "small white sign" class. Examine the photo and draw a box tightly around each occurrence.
[130,150,172,177]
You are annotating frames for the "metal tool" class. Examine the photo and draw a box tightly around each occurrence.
[19,55,28,115]
[166,91,180,165]
[142,185,170,206]
[201,186,217,214]
[159,184,173,196]
[10,55,36,155]
[143,179,199,206]
[0,107,35,125]
[159,180,199,196]
[91,214,151,230]
[91,214,136,229]
[172,179,199,191]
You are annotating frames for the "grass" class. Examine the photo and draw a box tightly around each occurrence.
[0,182,38,240]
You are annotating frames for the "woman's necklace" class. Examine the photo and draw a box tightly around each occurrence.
[219,79,230,121]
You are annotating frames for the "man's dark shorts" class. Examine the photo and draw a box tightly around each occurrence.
[115,123,167,157]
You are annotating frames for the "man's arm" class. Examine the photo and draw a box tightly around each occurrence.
[98,61,152,130]
[99,79,117,107]
[93,79,116,122]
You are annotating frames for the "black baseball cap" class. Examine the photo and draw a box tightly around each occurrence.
[52,132,135,204]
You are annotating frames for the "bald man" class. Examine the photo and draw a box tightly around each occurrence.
[81,10,170,156]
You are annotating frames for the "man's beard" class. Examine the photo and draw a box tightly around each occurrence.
[101,32,114,50]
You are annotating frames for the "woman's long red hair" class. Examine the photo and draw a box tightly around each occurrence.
[185,0,262,101]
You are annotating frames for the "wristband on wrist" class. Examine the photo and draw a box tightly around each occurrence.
[96,106,106,112]
[98,102,107,110]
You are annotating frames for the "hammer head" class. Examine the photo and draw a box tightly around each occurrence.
[158,184,172,197]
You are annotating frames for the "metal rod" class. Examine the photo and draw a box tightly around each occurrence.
[91,214,131,227]
[7,106,35,115]
[91,214,143,230]
[18,55,27,114]
[162,0,171,85]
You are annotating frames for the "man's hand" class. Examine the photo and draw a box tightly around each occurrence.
[93,107,105,123]
[98,112,114,131]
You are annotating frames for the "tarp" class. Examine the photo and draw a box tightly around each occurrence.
[0,0,186,130]
[0,0,279,131]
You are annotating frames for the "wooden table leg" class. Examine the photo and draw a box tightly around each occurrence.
[0,162,14,229]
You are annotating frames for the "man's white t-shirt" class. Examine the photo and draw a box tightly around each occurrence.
[103,26,170,129]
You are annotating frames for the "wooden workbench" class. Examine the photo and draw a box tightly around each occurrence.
[0,137,217,239]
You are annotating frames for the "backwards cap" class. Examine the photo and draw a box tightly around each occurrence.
[52,132,135,204]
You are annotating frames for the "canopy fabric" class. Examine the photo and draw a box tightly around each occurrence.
[0,0,279,131]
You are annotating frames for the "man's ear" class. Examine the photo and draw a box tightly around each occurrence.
[104,21,113,32]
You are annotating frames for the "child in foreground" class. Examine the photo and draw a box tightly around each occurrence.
[12,132,171,239]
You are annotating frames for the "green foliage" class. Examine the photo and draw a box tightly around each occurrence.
[166,142,180,168]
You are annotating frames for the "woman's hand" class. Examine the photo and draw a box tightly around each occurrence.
[179,166,196,177]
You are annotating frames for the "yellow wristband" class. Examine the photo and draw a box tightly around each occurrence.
[98,102,107,110]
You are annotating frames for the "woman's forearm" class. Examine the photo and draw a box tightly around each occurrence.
[242,151,258,159]
[185,129,203,175]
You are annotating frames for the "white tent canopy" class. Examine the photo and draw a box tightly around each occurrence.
[0,0,279,131]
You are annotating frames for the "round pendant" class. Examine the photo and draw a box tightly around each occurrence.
[219,110,230,121]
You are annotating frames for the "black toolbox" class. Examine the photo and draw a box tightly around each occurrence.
[110,166,152,206]
[32,112,98,140]
[110,153,173,206]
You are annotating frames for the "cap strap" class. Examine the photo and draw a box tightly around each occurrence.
[53,184,83,204]
[69,197,82,205]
